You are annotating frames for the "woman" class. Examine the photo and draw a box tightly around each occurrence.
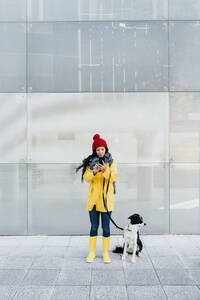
[76,134,117,263]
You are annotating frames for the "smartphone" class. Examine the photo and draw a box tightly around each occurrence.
[98,158,104,165]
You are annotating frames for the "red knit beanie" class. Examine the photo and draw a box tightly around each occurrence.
[92,134,108,150]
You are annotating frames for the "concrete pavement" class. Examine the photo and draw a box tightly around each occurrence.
[0,234,199,299]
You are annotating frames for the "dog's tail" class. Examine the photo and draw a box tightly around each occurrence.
[112,246,124,254]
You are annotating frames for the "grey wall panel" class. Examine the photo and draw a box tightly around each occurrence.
[28,92,168,163]
[28,23,78,92]
[28,163,169,235]
[28,21,168,92]
[169,21,200,91]
[113,163,169,234]
[28,0,168,21]
[0,23,26,92]
[0,94,27,163]
[169,0,200,20]
[170,164,200,234]
[170,92,200,163]
[0,164,27,234]
[28,164,89,234]
[0,0,26,21]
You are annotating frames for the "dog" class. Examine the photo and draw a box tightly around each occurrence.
[113,214,146,263]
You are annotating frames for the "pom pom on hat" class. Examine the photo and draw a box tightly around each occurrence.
[92,133,108,150]
[93,134,100,140]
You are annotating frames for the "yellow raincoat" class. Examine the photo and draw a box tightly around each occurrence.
[83,160,117,212]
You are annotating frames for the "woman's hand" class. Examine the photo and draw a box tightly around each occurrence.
[98,161,107,172]
[93,164,100,175]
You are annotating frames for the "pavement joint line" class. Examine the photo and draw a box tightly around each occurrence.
[121,260,129,300]
[144,243,169,299]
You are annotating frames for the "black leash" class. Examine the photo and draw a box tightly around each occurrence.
[102,174,124,231]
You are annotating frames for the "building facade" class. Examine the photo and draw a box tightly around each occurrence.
[0,0,200,234]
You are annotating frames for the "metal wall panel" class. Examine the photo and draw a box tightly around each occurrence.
[28,0,168,21]
[28,92,168,163]
[169,21,200,91]
[170,164,200,234]
[28,163,89,234]
[114,163,169,234]
[0,94,27,163]
[0,164,27,234]
[0,0,26,21]
[170,92,200,163]
[0,23,26,92]
[169,0,200,20]
[28,22,168,92]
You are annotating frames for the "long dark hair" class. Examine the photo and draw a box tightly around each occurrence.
[76,148,108,182]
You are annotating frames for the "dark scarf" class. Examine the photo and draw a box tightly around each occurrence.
[88,152,113,170]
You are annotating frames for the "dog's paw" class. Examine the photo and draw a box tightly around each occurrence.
[127,249,133,255]
[137,252,142,257]
[131,258,136,263]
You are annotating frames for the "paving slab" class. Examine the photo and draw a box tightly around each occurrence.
[143,236,169,247]
[174,247,200,256]
[51,286,90,300]
[124,269,160,285]
[20,236,48,247]
[180,256,200,269]
[190,270,200,284]
[189,236,200,248]
[163,285,200,300]
[127,285,167,300]
[22,269,60,286]
[90,286,128,300]
[62,257,92,270]
[151,255,185,269]
[122,255,153,269]
[91,260,124,270]
[156,269,196,285]
[146,246,177,257]
[65,246,88,258]
[12,246,42,257]
[1,257,34,269]
[13,285,54,300]
[92,270,125,286]
[55,269,91,285]
[45,236,70,246]
[0,237,24,247]
[0,247,16,256]
[31,257,65,269]
[0,286,19,299]
[39,246,67,257]
[0,269,27,285]
[69,236,91,248]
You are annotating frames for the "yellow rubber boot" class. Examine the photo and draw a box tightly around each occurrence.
[103,236,111,263]
[86,236,97,263]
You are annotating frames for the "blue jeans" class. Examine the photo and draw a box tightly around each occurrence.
[89,205,112,237]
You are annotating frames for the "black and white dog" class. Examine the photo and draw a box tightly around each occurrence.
[113,214,146,263]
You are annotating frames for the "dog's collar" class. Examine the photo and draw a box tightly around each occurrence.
[127,224,133,231]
